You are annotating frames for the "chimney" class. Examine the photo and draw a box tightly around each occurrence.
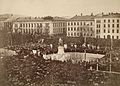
[91,13,93,16]
[81,13,83,16]
[102,12,104,15]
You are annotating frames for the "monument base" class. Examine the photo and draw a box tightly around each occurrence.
[58,46,64,54]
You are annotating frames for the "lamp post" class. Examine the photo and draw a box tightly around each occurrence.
[109,37,113,73]
[83,23,89,62]
[74,44,77,58]
[96,45,100,71]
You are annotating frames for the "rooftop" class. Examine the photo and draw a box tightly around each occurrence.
[69,15,95,21]
[15,17,44,22]
[95,13,120,18]
[53,16,68,21]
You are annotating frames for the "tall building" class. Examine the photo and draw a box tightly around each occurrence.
[95,13,120,39]
[12,16,67,36]
[52,17,67,36]
[67,14,95,38]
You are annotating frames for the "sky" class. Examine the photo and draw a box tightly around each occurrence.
[0,0,120,17]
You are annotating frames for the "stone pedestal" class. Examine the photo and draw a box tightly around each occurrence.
[58,46,64,54]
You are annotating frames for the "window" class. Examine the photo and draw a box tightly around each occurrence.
[77,22,79,25]
[20,23,22,27]
[104,24,106,28]
[108,24,110,28]
[29,23,31,27]
[104,29,106,33]
[23,24,25,27]
[68,27,70,31]
[112,24,114,28]
[112,29,114,33]
[97,24,100,28]
[77,33,79,36]
[26,24,28,27]
[117,29,119,33]
[81,22,82,25]
[104,20,106,23]
[71,22,73,25]
[91,22,92,25]
[31,23,33,27]
[80,27,82,31]
[71,33,73,36]
[74,33,76,36]
[74,27,76,31]
[117,19,119,23]
[117,36,119,39]
[99,24,101,28]
[112,36,114,39]
[113,19,114,23]
[108,19,110,23]
[23,29,25,33]
[74,22,76,25]
[99,29,100,33]
[108,29,110,33]
[104,35,105,39]
[71,27,73,31]
[77,27,79,31]
[68,33,70,36]
[68,23,70,26]
[117,24,119,28]
[84,22,86,25]
[91,28,93,31]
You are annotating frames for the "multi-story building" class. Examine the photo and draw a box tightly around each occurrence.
[52,17,67,36]
[95,13,120,39]
[12,17,51,35]
[12,16,67,36]
[67,14,95,37]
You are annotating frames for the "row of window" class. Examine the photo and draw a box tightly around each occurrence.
[103,35,119,39]
[96,24,119,28]
[68,22,93,26]
[96,19,119,23]
[103,29,119,33]
[53,23,66,27]
[18,23,43,28]
[21,28,42,34]
[67,27,93,32]
[15,23,50,28]
[53,28,63,33]
[67,32,94,37]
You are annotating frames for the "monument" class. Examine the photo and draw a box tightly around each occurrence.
[58,38,64,54]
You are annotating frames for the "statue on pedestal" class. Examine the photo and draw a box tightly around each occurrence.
[58,38,63,46]
[58,38,64,54]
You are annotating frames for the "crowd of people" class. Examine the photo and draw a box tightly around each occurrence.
[1,37,120,86]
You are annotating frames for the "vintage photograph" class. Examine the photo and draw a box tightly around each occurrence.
[0,0,120,86]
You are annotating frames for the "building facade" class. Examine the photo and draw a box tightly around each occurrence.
[12,17,67,36]
[95,13,120,39]
[52,17,67,36]
[12,17,52,35]
[67,15,95,38]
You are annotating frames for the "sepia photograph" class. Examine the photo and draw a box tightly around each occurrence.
[0,0,120,86]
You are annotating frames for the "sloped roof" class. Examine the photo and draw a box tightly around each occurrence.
[95,13,120,18]
[15,17,44,22]
[69,15,95,21]
[53,16,68,21]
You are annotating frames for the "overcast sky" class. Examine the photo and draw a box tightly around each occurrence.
[0,0,120,17]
